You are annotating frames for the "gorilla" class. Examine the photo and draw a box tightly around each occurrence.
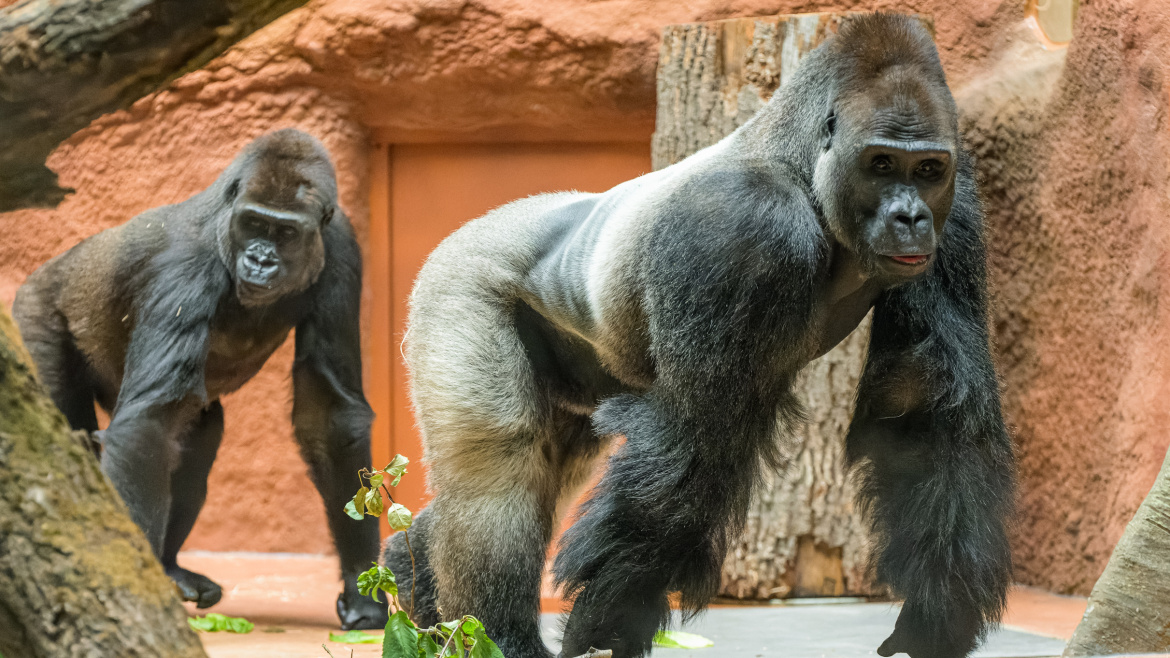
[382,13,1014,658]
[13,129,388,630]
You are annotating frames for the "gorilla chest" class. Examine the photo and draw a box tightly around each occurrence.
[204,323,292,398]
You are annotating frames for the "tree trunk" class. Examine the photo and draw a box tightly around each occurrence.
[0,306,206,657]
[0,0,309,212]
[1062,446,1170,655]
[652,13,928,599]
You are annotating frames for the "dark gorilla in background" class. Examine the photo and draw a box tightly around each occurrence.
[383,12,1015,658]
[13,129,388,630]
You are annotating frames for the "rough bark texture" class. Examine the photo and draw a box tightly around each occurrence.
[0,306,206,657]
[0,0,308,212]
[651,13,933,599]
[1061,446,1170,656]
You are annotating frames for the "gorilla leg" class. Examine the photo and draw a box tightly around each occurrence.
[426,464,557,658]
[161,402,225,608]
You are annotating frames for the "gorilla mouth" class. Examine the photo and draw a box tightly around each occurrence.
[889,254,931,266]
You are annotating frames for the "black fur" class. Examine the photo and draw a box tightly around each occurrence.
[12,129,388,631]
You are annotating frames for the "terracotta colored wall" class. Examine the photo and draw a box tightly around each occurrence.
[3,0,1170,599]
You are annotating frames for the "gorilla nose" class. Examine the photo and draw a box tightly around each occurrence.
[893,211,930,227]
[246,253,278,269]
[242,246,279,281]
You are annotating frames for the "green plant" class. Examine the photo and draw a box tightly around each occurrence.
[346,455,504,658]
[188,613,254,633]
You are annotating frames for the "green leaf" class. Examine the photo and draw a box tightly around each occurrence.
[366,488,385,516]
[330,630,383,644]
[442,627,465,657]
[354,486,370,516]
[386,503,413,531]
[418,633,440,658]
[461,617,481,636]
[187,613,254,633]
[357,564,398,603]
[653,630,714,649]
[385,454,410,487]
[344,499,363,521]
[469,626,506,658]
[369,473,384,489]
[383,611,420,658]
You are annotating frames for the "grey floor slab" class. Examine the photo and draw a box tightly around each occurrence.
[539,603,1067,658]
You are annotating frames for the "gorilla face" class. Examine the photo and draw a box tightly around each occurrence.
[230,201,328,307]
[814,70,958,281]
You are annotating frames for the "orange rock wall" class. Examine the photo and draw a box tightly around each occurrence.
[1,0,1167,596]
[962,0,1170,594]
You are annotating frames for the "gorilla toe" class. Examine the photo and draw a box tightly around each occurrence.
[167,566,223,609]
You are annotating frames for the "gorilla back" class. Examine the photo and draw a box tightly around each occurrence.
[13,129,389,631]
[382,14,1014,658]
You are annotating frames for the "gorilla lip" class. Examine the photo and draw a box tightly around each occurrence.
[889,254,930,266]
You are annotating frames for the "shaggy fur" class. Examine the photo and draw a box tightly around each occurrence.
[384,14,1014,658]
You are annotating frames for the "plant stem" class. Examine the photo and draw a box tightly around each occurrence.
[381,482,418,619]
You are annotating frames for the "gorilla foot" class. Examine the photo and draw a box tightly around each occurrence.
[337,591,390,630]
[167,566,223,608]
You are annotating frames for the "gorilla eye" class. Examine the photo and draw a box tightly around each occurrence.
[871,155,894,173]
[916,160,945,180]
[275,226,299,242]
[244,217,266,233]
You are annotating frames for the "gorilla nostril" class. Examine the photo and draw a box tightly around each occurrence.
[894,213,914,226]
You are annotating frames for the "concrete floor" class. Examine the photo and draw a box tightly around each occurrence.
[183,552,1088,658]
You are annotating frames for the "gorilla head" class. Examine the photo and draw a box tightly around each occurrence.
[812,18,959,282]
[220,130,338,308]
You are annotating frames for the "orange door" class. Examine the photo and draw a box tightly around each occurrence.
[368,142,651,518]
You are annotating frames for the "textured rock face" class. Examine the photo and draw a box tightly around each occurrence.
[1,0,1168,601]
[961,1,1170,594]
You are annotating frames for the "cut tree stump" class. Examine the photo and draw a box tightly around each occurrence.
[0,0,309,212]
[0,306,206,657]
[652,12,929,600]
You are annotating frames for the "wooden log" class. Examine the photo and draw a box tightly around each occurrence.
[651,12,929,600]
[0,0,308,212]
[0,306,206,657]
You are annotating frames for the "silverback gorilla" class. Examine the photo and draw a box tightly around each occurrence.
[383,13,1015,658]
[13,129,387,630]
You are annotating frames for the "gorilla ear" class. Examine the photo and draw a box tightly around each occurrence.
[322,206,334,225]
[821,109,837,151]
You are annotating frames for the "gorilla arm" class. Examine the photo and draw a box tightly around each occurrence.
[290,219,385,630]
[100,241,231,556]
[845,154,1015,658]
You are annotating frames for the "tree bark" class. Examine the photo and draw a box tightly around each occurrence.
[0,0,308,212]
[652,13,928,599]
[0,306,206,657]
[1062,446,1170,655]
